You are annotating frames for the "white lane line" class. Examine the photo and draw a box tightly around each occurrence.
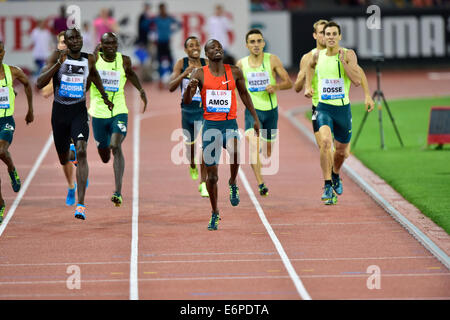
[129,90,141,300]
[238,170,312,300]
[0,133,53,237]
[283,107,450,270]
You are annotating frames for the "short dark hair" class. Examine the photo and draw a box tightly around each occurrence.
[184,36,199,48]
[245,29,263,42]
[324,21,341,35]
[204,39,221,52]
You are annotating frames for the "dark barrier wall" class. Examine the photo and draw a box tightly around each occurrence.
[291,8,450,68]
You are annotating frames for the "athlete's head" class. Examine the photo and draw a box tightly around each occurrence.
[313,19,328,48]
[64,28,83,53]
[323,21,342,48]
[204,39,223,62]
[245,29,265,56]
[184,36,201,59]
[57,31,67,51]
[0,40,4,63]
[101,32,118,56]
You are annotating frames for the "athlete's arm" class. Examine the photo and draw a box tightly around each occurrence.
[183,67,202,105]
[11,66,34,124]
[41,79,54,98]
[168,58,187,92]
[232,66,260,137]
[358,65,374,112]
[123,55,147,113]
[340,49,361,86]
[36,49,66,89]
[267,54,292,94]
[304,51,318,98]
[294,53,310,93]
[88,54,114,110]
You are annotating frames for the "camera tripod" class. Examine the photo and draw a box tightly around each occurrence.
[353,59,404,150]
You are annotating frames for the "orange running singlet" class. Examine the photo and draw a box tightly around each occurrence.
[201,64,237,121]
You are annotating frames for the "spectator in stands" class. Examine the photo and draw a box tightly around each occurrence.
[207,5,233,54]
[81,22,95,53]
[262,0,285,10]
[30,19,53,76]
[93,8,118,42]
[153,2,182,89]
[53,5,67,35]
[284,0,306,9]
[251,0,267,11]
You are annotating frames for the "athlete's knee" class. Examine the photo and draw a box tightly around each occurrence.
[110,143,122,156]
[207,171,218,185]
[320,137,333,151]
[76,144,87,160]
[0,147,8,159]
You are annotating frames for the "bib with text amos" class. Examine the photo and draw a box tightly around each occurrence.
[201,64,237,121]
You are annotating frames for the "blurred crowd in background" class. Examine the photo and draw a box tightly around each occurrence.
[250,0,450,10]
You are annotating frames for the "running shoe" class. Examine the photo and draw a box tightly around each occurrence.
[189,165,198,180]
[0,204,5,225]
[321,184,337,205]
[207,212,220,231]
[66,183,76,206]
[258,183,269,197]
[9,168,21,193]
[332,176,343,195]
[199,182,209,198]
[229,183,240,206]
[74,204,86,220]
[111,192,123,207]
[70,143,77,167]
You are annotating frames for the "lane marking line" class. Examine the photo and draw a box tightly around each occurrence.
[238,169,312,300]
[283,106,450,270]
[129,89,141,300]
[0,133,53,237]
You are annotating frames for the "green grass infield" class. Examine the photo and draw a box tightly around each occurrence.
[306,96,450,234]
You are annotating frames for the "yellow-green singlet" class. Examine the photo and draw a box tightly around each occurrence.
[0,64,15,117]
[316,48,351,106]
[241,53,278,111]
[89,52,128,118]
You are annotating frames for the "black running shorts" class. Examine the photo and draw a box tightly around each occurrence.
[51,101,90,154]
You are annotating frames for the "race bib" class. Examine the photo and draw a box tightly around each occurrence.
[247,71,270,92]
[99,70,120,92]
[321,78,345,100]
[59,74,84,98]
[181,78,201,102]
[0,87,10,109]
[206,89,231,113]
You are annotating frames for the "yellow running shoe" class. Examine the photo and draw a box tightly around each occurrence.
[199,182,209,197]
[189,165,199,180]
[111,192,123,207]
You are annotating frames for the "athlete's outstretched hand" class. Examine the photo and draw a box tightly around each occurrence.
[140,89,148,113]
[25,110,34,125]
[103,97,114,111]
[365,94,374,112]
[304,87,314,99]
[58,49,68,64]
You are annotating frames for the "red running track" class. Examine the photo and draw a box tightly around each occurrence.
[0,69,449,300]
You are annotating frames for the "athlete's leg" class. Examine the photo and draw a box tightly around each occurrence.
[246,132,263,185]
[205,164,219,213]
[74,140,88,205]
[110,132,125,196]
[333,141,350,175]
[318,125,333,181]
[62,162,75,189]
[0,140,15,173]
[227,137,240,185]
